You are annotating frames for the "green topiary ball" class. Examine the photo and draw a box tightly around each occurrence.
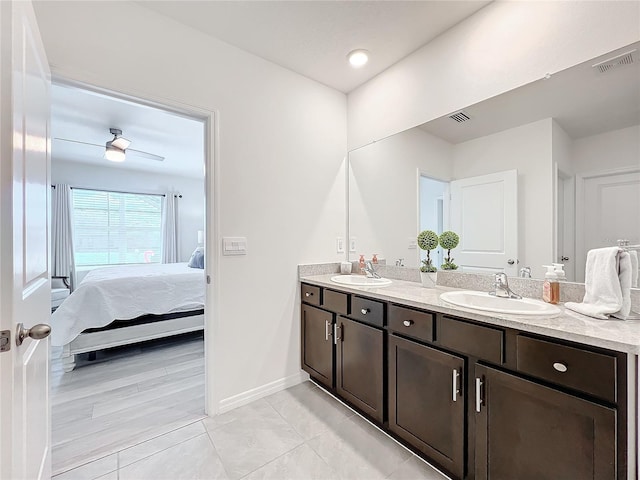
[417,230,439,251]
[439,231,460,250]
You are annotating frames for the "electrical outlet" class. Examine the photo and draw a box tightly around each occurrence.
[349,237,357,253]
[336,237,345,253]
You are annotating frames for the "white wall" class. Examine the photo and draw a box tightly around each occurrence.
[348,127,452,267]
[572,124,640,174]
[52,159,204,263]
[452,119,554,279]
[347,1,640,150]
[33,1,347,406]
[552,121,575,280]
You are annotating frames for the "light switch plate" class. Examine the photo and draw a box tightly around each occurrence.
[408,238,417,249]
[336,237,345,254]
[349,237,357,253]
[222,237,247,256]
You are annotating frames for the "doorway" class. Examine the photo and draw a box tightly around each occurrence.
[418,174,448,268]
[49,80,213,475]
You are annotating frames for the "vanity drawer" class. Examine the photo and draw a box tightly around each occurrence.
[516,336,617,403]
[301,284,321,306]
[438,316,503,364]
[350,296,384,327]
[388,304,434,343]
[323,289,349,315]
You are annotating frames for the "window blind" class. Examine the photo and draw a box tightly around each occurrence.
[72,189,163,266]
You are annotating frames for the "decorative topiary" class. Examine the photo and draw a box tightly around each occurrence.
[439,231,460,270]
[417,230,439,273]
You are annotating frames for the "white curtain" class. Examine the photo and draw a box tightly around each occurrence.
[51,184,75,281]
[162,193,179,263]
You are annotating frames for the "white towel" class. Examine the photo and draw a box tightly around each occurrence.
[630,250,638,288]
[565,247,631,320]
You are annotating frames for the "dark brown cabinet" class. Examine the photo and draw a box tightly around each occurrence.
[389,334,465,479]
[474,364,617,480]
[336,316,384,422]
[300,282,626,480]
[301,304,334,388]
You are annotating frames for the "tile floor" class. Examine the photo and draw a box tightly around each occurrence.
[53,381,450,480]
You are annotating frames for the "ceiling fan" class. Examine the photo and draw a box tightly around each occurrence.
[54,128,165,163]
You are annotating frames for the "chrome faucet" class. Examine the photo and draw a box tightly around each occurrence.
[364,261,381,279]
[519,267,532,278]
[489,273,522,299]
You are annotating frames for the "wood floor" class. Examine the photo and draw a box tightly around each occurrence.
[51,332,205,476]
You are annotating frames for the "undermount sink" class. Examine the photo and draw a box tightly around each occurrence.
[330,275,392,287]
[440,290,561,316]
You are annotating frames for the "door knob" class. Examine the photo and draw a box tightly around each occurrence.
[507,259,519,265]
[560,256,570,261]
[16,323,51,346]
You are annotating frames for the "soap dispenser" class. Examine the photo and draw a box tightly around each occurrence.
[359,254,366,275]
[552,263,566,281]
[542,265,560,304]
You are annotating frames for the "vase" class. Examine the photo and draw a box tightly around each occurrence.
[420,271,437,288]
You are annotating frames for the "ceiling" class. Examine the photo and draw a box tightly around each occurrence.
[51,1,492,175]
[137,0,491,93]
[51,83,205,178]
[420,42,640,143]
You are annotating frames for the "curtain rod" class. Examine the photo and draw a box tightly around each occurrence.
[51,185,183,198]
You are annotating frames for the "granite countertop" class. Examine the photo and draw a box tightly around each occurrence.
[300,274,640,355]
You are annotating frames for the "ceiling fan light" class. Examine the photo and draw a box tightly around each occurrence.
[111,136,131,150]
[105,145,126,163]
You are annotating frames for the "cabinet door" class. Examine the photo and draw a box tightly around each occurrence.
[336,316,384,422]
[301,304,334,388]
[389,335,465,479]
[475,364,616,480]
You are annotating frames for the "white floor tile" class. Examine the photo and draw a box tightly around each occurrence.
[119,434,228,480]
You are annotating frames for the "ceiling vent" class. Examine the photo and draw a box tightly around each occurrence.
[449,111,471,123]
[592,49,636,73]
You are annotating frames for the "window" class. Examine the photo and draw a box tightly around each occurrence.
[72,189,163,267]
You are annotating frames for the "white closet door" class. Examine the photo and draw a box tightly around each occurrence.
[450,170,518,276]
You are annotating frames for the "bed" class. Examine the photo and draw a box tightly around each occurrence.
[51,262,205,372]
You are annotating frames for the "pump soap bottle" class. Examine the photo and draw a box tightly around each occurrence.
[542,265,560,304]
[359,255,366,275]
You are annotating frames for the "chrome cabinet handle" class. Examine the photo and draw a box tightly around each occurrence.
[475,377,483,413]
[403,320,414,327]
[360,308,369,315]
[325,320,330,341]
[452,369,460,402]
[553,362,568,373]
[305,292,313,297]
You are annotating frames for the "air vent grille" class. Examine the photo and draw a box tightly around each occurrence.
[449,111,471,123]
[592,49,636,73]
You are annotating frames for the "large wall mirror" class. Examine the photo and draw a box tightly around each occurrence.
[348,41,640,283]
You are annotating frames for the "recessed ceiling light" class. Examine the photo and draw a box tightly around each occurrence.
[348,49,369,68]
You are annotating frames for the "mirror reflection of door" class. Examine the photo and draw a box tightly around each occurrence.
[419,175,448,268]
[556,170,575,282]
[577,169,640,283]
[449,170,519,276]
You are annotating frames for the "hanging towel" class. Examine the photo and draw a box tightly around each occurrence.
[630,250,639,288]
[565,247,631,320]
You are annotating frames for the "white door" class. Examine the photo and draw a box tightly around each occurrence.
[577,170,640,282]
[556,173,575,282]
[0,2,52,480]
[450,170,518,276]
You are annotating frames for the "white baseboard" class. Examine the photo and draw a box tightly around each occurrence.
[217,370,310,414]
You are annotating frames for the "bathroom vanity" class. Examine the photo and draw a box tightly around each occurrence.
[300,276,639,480]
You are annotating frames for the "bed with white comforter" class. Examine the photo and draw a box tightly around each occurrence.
[51,262,205,357]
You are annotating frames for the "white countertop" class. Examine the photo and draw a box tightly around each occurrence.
[300,274,640,355]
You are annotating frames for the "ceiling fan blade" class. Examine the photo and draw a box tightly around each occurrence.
[54,137,103,148]
[127,148,165,162]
